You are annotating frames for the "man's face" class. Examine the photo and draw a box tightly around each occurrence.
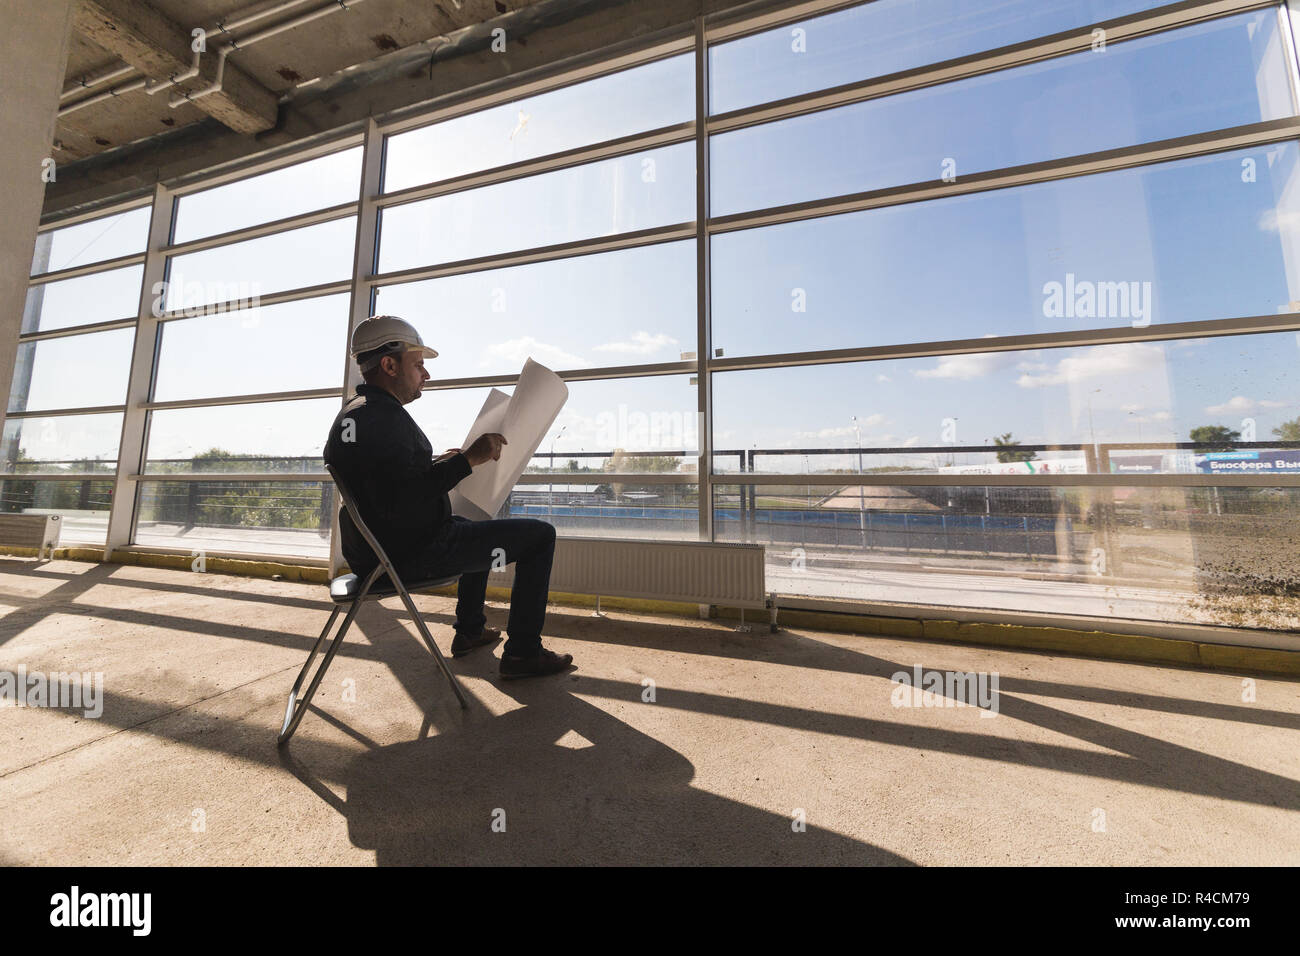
[380,349,430,404]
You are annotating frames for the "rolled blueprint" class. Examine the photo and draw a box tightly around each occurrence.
[449,358,569,521]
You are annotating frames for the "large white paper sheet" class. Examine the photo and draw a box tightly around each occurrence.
[448,358,569,520]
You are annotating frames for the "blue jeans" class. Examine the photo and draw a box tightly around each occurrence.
[397,515,556,657]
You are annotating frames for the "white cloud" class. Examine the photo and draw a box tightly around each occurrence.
[1204,395,1289,415]
[876,374,892,383]
[1015,342,1164,389]
[796,416,886,441]
[591,331,679,355]
[482,336,587,369]
[914,352,1014,381]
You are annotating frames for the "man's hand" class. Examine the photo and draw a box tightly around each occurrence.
[464,433,507,467]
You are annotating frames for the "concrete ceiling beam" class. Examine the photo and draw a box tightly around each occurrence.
[73,0,279,134]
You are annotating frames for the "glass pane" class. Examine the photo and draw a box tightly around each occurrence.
[715,482,1300,631]
[0,413,122,474]
[407,375,700,476]
[710,0,1171,114]
[710,11,1293,217]
[711,331,1300,474]
[377,144,694,272]
[134,479,333,559]
[0,478,113,545]
[153,294,350,402]
[507,480,699,540]
[384,55,693,192]
[31,207,150,275]
[143,398,338,474]
[8,329,134,412]
[172,147,363,243]
[23,265,142,334]
[712,143,1300,356]
[373,241,696,378]
[165,216,356,311]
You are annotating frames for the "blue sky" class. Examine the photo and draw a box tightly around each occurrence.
[10,3,1300,475]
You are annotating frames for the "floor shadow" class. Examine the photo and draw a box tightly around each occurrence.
[341,677,913,866]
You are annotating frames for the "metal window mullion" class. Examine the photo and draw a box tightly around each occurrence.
[161,200,359,258]
[696,15,713,543]
[368,222,696,288]
[5,404,126,419]
[28,251,147,286]
[154,279,354,320]
[707,0,1275,132]
[723,472,1300,488]
[705,311,1300,374]
[708,117,1300,236]
[376,34,695,138]
[164,129,366,199]
[375,122,695,210]
[420,360,696,392]
[105,183,172,559]
[141,387,343,412]
[37,195,151,232]
[18,317,139,342]
[330,117,385,578]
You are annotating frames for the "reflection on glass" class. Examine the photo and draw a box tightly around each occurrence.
[143,398,338,473]
[154,295,349,402]
[384,55,693,192]
[0,478,113,544]
[711,331,1300,472]
[165,216,356,311]
[172,147,363,243]
[31,207,150,275]
[710,0,1169,114]
[378,144,694,272]
[714,483,1300,631]
[373,241,696,378]
[712,144,1300,355]
[710,11,1292,216]
[135,480,333,558]
[508,480,699,540]
[8,329,134,413]
[23,265,143,334]
[0,413,122,474]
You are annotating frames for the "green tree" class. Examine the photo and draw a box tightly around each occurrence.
[1189,425,1241,452]
[1272,417,1300,442]
[993,433,1036,463]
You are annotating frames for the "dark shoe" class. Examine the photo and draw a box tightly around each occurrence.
[451,626,501,658]
[499,647,574,680]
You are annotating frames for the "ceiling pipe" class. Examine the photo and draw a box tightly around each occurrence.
[170,0,367,109]
[58,77,150,117]
[59,0,326,114]
[60,62,136,101]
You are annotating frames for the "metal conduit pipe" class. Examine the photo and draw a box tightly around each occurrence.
[58,0,324,113]
[169,0,366,109]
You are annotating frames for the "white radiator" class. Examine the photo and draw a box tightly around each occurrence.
[0,513,62,559]
[492,536,767,609]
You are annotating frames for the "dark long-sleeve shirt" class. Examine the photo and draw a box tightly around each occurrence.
[323,384,472,575]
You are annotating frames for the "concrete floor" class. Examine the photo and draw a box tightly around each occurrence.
[0,557,1297,866]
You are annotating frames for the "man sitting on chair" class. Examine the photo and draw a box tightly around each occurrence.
[324,315,574,680]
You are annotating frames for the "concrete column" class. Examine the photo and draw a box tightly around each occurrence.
[0,0,77,428]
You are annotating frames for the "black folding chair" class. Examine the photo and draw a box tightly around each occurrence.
[278,465,469,746]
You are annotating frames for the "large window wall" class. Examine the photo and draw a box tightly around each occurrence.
[11,0,1300,636]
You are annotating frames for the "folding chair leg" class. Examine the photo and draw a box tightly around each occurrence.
[278,599,365,746]
[394,586,469,710]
